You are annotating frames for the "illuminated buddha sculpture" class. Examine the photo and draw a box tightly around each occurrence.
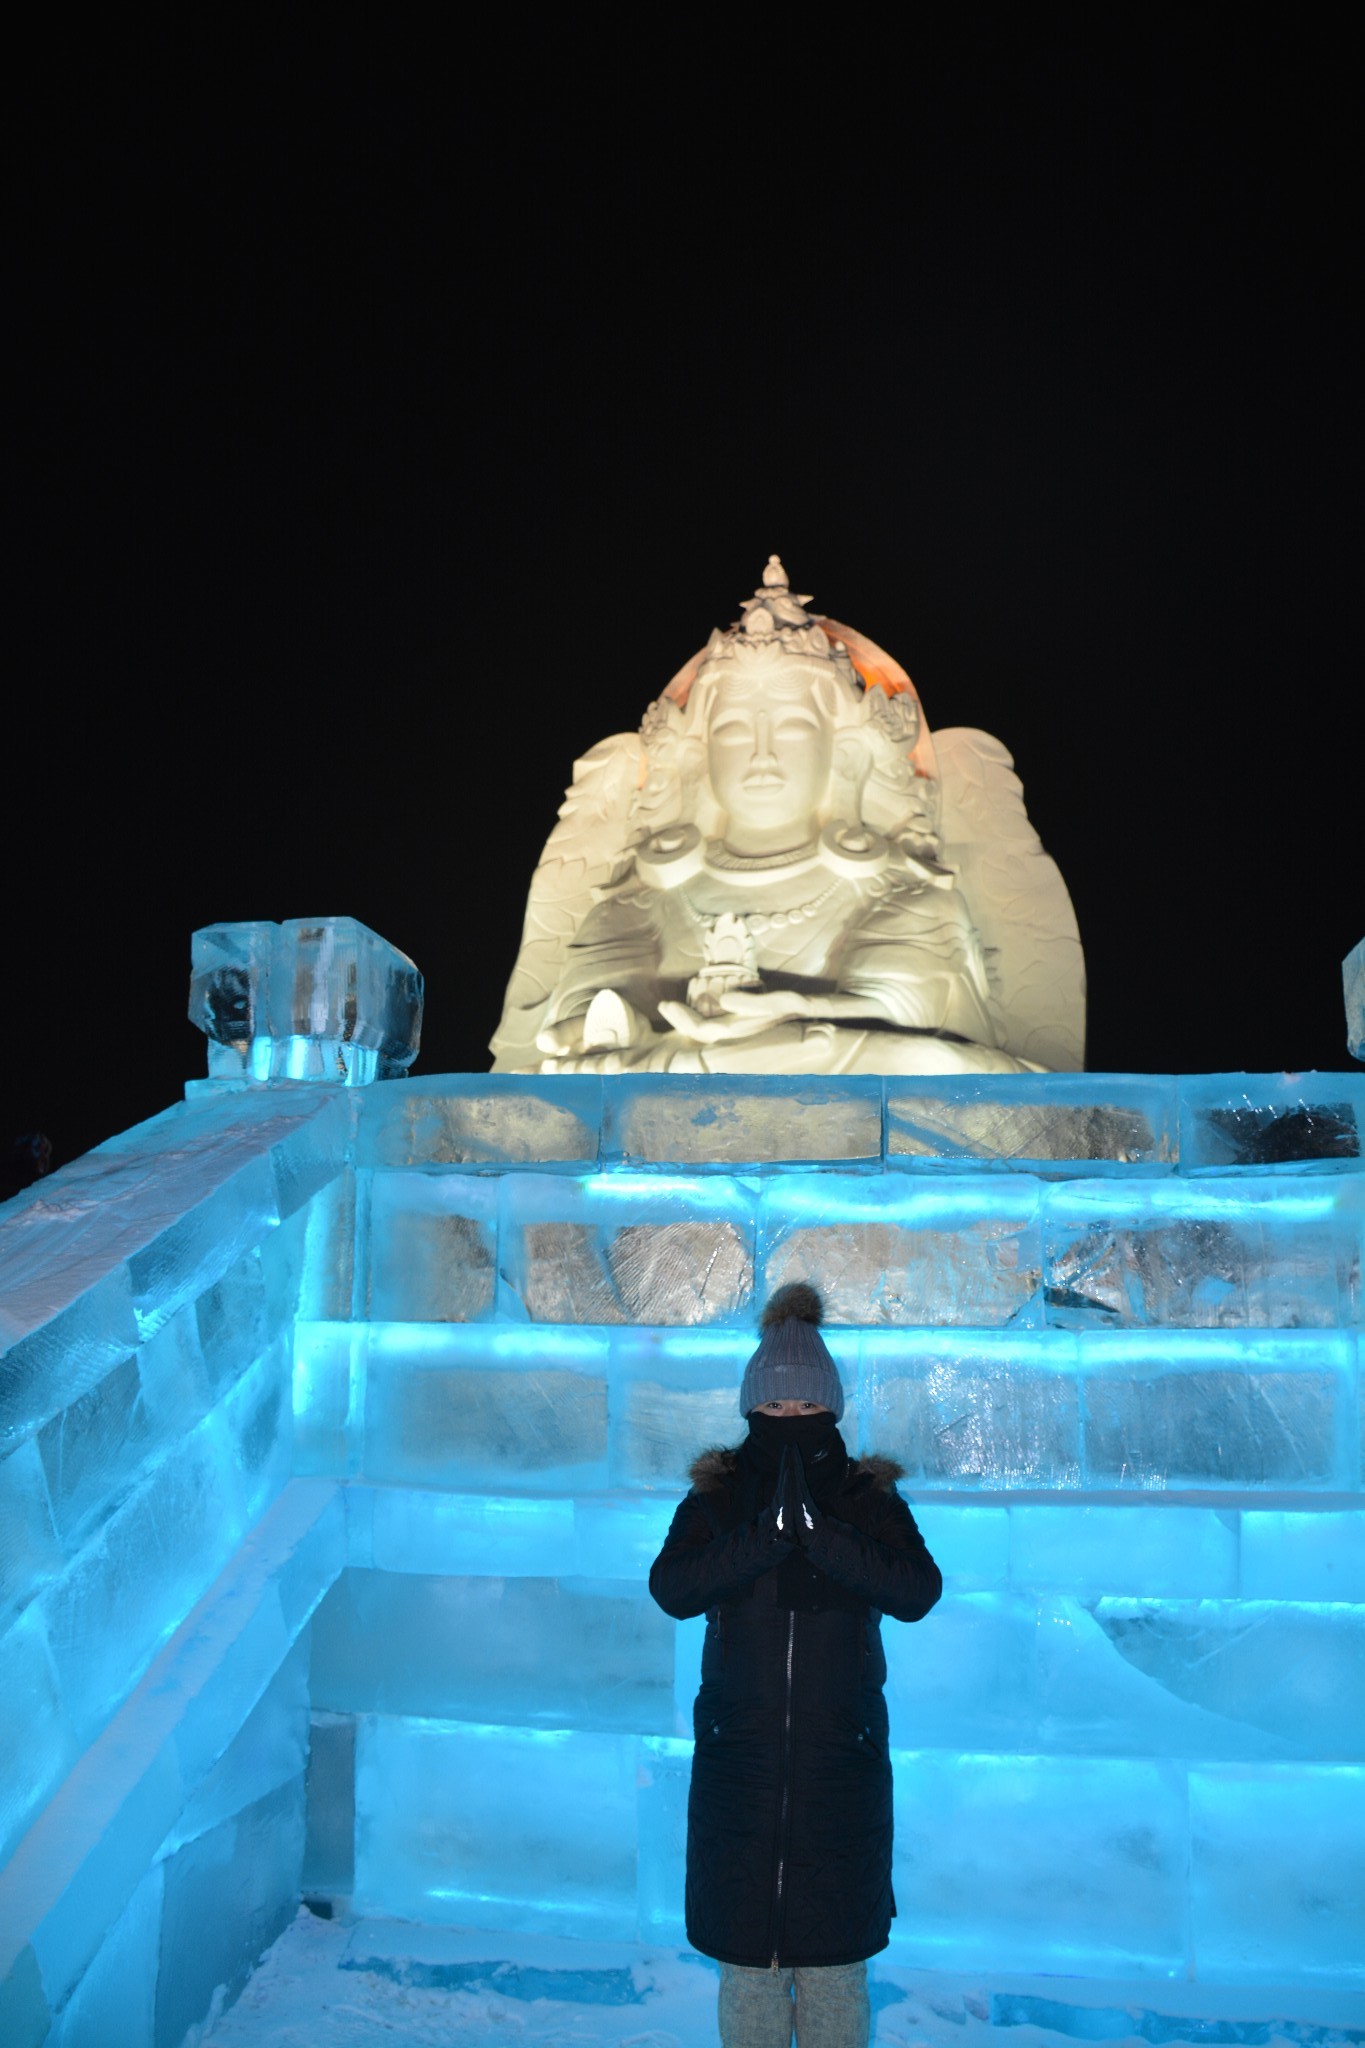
[492,559,1084,1076]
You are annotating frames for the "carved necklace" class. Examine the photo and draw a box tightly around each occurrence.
[689,876,843,935]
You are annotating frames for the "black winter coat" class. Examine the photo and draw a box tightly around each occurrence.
[648,1434,941,1969]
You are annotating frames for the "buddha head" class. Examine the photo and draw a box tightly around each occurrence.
[633,557,938,859]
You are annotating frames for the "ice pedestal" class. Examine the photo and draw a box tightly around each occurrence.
[189,916,423,1085]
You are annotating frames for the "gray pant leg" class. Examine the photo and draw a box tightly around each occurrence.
[793,1962,871,2048]
[718,1962,796,2048]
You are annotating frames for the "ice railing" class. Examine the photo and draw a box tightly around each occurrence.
[2,1069,1364,2042]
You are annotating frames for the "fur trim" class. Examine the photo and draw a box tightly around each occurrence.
[688,1445,904,1493]
[760,1281,824,1330]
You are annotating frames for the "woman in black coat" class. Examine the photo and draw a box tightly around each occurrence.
[649,1283,942,2048]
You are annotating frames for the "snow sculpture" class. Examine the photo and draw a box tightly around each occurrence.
[492,559,1084,1075]
[190,915,423,1085]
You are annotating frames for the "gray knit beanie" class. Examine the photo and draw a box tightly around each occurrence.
[739,1282,845,1419]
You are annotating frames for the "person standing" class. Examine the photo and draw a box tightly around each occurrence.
[649,1282,942,2048]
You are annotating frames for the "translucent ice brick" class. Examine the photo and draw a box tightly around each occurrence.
[1179,1072,1365,1173]
[311,1571,673,1733]
[358,1073,602,1168]
[40,1420,245,1745]
[912,1505,1009,1592]
[0,1602,79,1867]
[890,1750,1189,1975]
[1009,1504,1239,1599]
[500,1174,754,1326]
[355,1717,639,1937]
[294,1172,356,1322]
[370,1489,575,1577]
[574,1495,675,1579]
[163,1636,309,1854]
[1091,1598,1365,1759]
[886,1074,1177,1174]
[1081,1332,1352,1489]
[361,1326,610,1491]
[292,1322,363,1478]
[155,1776,306,2046]
[36,1355,152,1555]
[761,1175,1042,1326]
[1190,1763,1365,1980]
[1043,1177,1364,1328]
[860,1330,1081,1489]
[1241,1510,1365,1601]
[637,1734,691,1943]
[602,1074,883,1170]
[363,1169,498,1322]
[0,1258,138,1448]
[189,915,423,1082]
[303,1711,355,1900]
[219,1341,293,1528]
[45,1864,162,2048]
[194,1243,273,1398]
[882,1591,1041,1753]
[0,1438,62,1628]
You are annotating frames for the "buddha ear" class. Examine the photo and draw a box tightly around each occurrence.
[830,733,871,822]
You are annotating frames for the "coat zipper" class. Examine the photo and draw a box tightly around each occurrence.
[770,1607,796,1970]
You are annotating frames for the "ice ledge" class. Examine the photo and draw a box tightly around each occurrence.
[0,1480,345,2033]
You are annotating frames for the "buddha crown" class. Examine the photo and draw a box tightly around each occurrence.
[700,556,859,685]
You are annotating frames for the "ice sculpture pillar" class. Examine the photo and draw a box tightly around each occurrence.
[190,916,423,1084]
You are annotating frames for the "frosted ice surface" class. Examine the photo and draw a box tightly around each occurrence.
[860,1332,1080,1488]
[886,1076,1176,1170]
[364,1172,496,1323]
[637,1735,691,1942]
[165,1636,309,1854]
[1190,1763,1365,1979]
[302,1712,355,1900]
[607,1219,753,1323]
[613,1379,748,1488]
[603,1074,883,1167]
[890,1751,1189,1974]
[0,1601,78,1866]
[762,1176,1042,1327]
[357,1074,601,1168]
[368,1488,575,1577]
[1241,1510,1365,1601]
[1008,1504,1239,1599]
[574,1494,673,1577]
[354,1718,638,1938]
[1080,1335,1349,1487]
[884,1593,1042,1753]
[1092,1599,1365,1757]
[1044,1178,1363,1328]
[913,1505,1010,1592]
[363,1356,608,1490]
[39,1420,244,1745]
[520,1221,628,1322]
[156,1776,306,2048]
[311,1571,673,1732]
[44,1863,161,2048]
[0,1436,63,1627]
[35,1354,152,1554]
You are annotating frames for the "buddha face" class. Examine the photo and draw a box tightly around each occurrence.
[707,668,833,856]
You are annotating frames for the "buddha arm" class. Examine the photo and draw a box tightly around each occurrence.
[833,879,997,1041]
[542,888,666,1031]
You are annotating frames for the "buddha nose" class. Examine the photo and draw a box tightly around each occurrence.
[751,711,777,766]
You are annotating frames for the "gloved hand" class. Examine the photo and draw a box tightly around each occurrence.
[775,1444,819,1548]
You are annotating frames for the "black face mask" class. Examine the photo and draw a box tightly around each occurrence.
[745,1408,845,1485]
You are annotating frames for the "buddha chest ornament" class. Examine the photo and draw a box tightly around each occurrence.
[492,558,1086,1077]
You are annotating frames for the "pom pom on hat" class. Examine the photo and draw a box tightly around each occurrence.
[761,1281,824,1331]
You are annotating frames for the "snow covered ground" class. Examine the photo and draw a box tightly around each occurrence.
[199,1910,1364,2048]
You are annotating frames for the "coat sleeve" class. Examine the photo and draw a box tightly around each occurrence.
[804,1487,942,1623]
[648,1488,796,1620]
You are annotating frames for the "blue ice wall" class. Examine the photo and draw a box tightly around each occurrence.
[2,1070,1363,2044]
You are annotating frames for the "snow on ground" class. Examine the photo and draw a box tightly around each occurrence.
[200,1910,1365,2048]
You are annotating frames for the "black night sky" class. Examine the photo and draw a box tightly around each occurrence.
[6,24,1360,1175]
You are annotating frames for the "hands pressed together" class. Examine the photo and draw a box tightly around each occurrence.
[769,1445,820,1547]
